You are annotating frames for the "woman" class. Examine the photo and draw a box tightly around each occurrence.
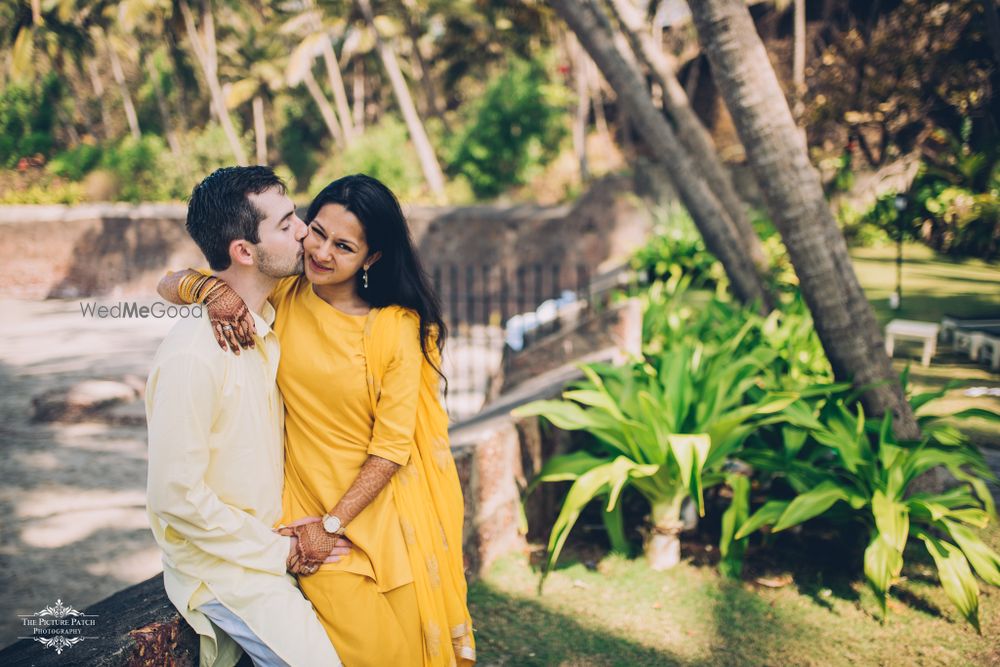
[162,174,474,666]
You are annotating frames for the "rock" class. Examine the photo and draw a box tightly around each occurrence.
[32,380,139,423]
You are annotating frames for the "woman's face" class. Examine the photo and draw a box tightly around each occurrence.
[303,203,378,289]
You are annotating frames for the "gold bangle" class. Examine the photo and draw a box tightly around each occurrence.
[198,278,226,303]
[177,273,198,304]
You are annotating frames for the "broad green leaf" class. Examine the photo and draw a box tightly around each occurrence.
[667,434,710,515]
[872,490,909,552]
[942,519,1000,586]
[512,400,593,431]
[735,500,790,540]
[907,498,949,523]
[950,467,997,519]
[919,532,982,633]
[529,450,607,493]
[948,408,1000,423]
[719,473,750,579]
[562,389,622,418]
[782,424,809,459]
[773,481,851,533]
[602,503,630,556]
[864,531,903,619]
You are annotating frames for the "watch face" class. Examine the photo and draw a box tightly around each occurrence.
[324,515,341,533]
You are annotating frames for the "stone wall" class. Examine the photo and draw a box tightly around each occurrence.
[0,175,654,300]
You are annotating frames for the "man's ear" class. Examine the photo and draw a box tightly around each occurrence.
[229,239,255,267]
[365,250,382,269]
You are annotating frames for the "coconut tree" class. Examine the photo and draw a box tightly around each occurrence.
[286,32,347,148]
[684,0,922,441]
[603,0,768,273]
[282,0,356,144]
[549,0,773,311]
[178,0,247,164]
[356,0,446,199]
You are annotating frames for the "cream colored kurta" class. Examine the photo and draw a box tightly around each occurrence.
[145,301,340,667]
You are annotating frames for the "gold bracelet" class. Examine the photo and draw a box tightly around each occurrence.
[177,273,198,304]
[199,279,226,304]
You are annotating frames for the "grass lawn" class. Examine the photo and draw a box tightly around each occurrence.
[468,523,1000,666]
[852,242,1000,450]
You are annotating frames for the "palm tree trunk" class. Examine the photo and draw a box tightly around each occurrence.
[320,36,355,142]
[793,0,806,89]
[353,58,365,132]
[303,67,345,147]
[588,60,610,139]
[356,0,446,200]
[102,31,141,140]
[87,59,113,141]
[686,0,920,441]
[179,0,247,165]
[605,0,768,274]
[252,95,267,165]
[569,34,590,183]
[551,0,772,311]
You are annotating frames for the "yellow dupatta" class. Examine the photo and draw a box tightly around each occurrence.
[362,307,476,666]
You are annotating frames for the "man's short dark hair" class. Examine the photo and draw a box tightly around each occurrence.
[186,166,287,270]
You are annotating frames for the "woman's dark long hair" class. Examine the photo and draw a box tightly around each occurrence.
[306,174,448,380]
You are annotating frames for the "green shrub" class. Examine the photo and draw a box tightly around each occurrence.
[0,74,61,168]
[308,117,424,199]
[98,135,170,202]
[48,144,104,181]
[447,57,568,199]
[732,372,1000,630]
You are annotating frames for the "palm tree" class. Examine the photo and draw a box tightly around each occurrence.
[99,27,141,139]
[282,0,356,144]
[604,0,768,274]
[550,0,773,311]
[286,33,348,148]
[356,0,446,199]
[178,0,248,164]
[685,0,921,441]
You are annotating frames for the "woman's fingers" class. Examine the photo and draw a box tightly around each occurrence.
[212,322,228,351]
[222,323,241,356]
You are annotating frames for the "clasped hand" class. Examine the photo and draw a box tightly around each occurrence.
[278,519,353,576]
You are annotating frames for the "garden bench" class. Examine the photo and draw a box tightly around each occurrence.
[939,315,1000,344]
[953,325,1000,365]
[979,334,1000,372]
[885,319,940,367]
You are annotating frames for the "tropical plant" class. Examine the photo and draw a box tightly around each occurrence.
[447,56,568,199]
[513,316,804,579]
[730,371,1000,631]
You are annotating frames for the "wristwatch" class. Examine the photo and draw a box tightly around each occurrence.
[322,513,345,535]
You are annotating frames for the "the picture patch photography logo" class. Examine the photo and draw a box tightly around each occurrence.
[17,599,99,654]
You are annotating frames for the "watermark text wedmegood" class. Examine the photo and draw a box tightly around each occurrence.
[79,301,203,319]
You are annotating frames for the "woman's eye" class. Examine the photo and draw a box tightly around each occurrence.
[337,243,352,251]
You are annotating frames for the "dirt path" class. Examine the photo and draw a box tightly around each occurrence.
[0,299,177,647]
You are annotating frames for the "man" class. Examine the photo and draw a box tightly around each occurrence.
[146,166,346,667]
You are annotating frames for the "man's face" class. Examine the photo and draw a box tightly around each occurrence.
[248,188,306,278]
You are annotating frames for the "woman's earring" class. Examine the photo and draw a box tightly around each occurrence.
[362,266,369,289]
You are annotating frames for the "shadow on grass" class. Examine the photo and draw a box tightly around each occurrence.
[468,579,677,666]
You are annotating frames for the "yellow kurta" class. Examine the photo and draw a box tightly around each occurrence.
[146,301,342,667]
[271,276,474,666]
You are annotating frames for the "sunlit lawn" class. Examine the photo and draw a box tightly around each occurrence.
[468,522,1000,666]
[852,242,1000,449]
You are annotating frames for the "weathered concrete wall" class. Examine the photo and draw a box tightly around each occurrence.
[0,175,654,300]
